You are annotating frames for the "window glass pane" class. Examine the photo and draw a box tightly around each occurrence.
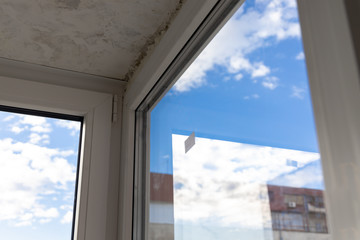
[0,109,81,240]
[149,0,330,240]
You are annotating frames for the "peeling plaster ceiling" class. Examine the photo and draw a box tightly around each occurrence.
[0,0,182,80]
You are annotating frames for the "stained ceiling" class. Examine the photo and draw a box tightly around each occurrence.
[0,0,182,80]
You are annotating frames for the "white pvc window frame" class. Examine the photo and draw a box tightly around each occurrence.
[122,0,360,240]
[0,75,114,240]
[298,0,360,238]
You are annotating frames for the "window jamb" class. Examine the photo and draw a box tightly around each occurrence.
[297,0,360,238]
[0,75,114,240]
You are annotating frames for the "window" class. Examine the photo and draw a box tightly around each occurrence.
[284,195,304,206]
[0,76,114,240]
[134,0,332,239]
[130,0,358,239]
[0,106,82,239]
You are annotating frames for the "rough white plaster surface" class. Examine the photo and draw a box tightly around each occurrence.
[0,0,180,79]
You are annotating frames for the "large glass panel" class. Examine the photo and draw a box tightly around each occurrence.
[149,0,330,240]
[0,108,81,240]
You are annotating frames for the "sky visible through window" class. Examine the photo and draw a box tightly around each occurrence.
[0,110,81,240]
[150,0,327,239]
[151,0,320,182]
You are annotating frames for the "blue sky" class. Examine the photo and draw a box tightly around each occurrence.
[150,1,326,237]
[150,0,322,188]
[0,0,324,238]
[0,111,81,239]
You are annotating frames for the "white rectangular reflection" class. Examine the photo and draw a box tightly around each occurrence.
[172,134,324,240]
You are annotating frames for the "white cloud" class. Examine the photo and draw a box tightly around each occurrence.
[262,76,279,90]
[14,220,32,227]
[291,85,305,99]
[229,57,253,73]
[30,125,51,133]
[33,207,59,218]
[3,115,15,122]
[172,62,208,93]
[21,115,46,126]
[61,211,73,224]
[59,150,76,157]
[173,0,300,92]
[39,218,52,224]
[296,51,305,60]
[9,115,51,135]
[60,205,73,210]
[230,58,271,79]
[172,134,320,229]
[244,94,260,100]
[234,73,243,81]
[251,63,271,78]
[29,133,50,145]
[55,120,81,136]
[269,161,324,189]
[11,126,27,134]
[0,138,76,226]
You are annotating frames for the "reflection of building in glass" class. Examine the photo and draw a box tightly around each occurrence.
[267,185,330,240]
[148,173,330,240]
[149,173,174,240]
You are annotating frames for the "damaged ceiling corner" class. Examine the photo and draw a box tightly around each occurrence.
[0,0,185,80]
[124,0,185,84]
